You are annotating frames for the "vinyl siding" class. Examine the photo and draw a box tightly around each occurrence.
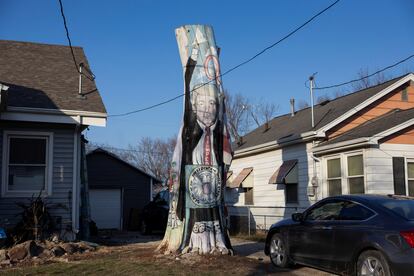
[0,123,75,230]
[227,142,318,228]
[364,143,414,195]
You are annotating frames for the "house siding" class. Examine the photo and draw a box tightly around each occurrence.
[0,122,75,231]
[227,142,318,229]
[364,143,414,195]
[328,82,414,139]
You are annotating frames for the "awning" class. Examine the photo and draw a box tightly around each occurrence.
[269,159,298,184]
[226,171,233,186]
[227,167,253,188]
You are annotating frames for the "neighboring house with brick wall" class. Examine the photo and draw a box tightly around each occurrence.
[0,40,107,238]
[225,73,414,230]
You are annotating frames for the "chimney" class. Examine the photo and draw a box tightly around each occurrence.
[290,98,295,116]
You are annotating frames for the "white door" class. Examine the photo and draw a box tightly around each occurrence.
[90,189,122,229]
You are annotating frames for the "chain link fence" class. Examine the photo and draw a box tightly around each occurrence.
[227,205,308,235]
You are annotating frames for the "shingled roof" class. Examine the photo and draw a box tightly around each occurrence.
[0,40,106,114]
[318,108,414,146]
[234,74,410,152]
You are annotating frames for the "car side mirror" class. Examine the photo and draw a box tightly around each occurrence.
[292,212,304,222]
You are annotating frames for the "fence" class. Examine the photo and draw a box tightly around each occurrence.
[227,205,308,236]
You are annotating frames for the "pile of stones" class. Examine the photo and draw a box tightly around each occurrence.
[0,239,98,267]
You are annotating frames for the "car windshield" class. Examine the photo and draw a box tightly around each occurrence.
[379,197,414,220]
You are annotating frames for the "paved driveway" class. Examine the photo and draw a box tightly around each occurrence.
[231,237,337,276]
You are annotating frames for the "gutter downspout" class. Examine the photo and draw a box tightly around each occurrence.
[72,116,81,236]
[311,140,321,201]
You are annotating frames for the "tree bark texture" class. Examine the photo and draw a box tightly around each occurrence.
[158,25,233,255]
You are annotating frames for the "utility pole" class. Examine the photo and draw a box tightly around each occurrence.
[309,73,317,128]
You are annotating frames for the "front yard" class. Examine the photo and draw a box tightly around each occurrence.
[0,234,334,276]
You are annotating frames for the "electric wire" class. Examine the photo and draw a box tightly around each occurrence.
[58,0,95,81]
[109,0,341,117]
[314,53,414,90]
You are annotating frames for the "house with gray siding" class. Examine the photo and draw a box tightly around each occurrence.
[0,40,107,239]
[86,148,161,230]
[226,73,414,231]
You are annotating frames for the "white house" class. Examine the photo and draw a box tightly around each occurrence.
[225,73,414,231]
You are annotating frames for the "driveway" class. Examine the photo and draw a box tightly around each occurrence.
[231,237,337,275]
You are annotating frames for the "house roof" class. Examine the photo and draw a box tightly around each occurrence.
[87,148,162,183]
[318,108,414,146]
[234,74,410,152]
[0,40,106,114]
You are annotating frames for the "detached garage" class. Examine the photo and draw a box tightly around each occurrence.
[87,148,161,230]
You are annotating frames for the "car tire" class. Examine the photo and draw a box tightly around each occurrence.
[140,220,151,235]
[269,233,290,268]
[357,250,391,276]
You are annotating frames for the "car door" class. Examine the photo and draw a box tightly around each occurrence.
[289,199,344,270]
[330,200,376,273]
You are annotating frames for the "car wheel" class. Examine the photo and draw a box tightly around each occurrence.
[357,250,391,276]
[269,233,290,268]
[140,220,151,235]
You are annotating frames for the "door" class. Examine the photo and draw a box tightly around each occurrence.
[289,199,343,270]
[90,189,122,229]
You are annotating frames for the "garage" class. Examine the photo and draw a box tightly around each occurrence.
[90,189,122,230]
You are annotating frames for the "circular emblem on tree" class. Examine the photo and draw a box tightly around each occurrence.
[188,166,222,207]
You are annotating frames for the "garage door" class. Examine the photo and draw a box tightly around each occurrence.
[90,189,122,229]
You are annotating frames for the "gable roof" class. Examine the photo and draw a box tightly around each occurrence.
[0,40,106,114]
[87,148,162,183]
[234,73,411,152]
[318,108,414,146]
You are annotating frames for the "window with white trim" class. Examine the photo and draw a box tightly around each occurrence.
[325,152,365,196]
[327,157,342,196]
[2,132,53,196]
[407,160,414,196]
[347,154,364,194]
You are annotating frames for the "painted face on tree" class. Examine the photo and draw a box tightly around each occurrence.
[192,86,217,127]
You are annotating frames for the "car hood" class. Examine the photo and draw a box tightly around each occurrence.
[269,218,297,230]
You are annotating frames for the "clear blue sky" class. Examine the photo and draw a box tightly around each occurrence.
[1,0,413,148]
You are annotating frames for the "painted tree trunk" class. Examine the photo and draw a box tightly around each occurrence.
[158,25,233,255]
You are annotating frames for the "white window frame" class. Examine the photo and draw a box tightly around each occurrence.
[323,150,366,197]
[405,158,414,197]
[2,131,53,197]
[326,155,342,196]
[345,152,365,194]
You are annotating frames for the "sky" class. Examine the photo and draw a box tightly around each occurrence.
[0,0,413,148]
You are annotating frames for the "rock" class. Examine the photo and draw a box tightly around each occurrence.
[50,233,60,244]
[50,246,65,257]
[60,243,78,254]
[8,240,39,261]
[0,249,7,262]
[38,249,52,258]
[76,241,97,252]
[0,259,10,266]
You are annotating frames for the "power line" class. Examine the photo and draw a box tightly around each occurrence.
[109,0,341,117]
[58,0,95,81]
[314,53,414,90]
[109,94,184,118]
[91,145,169,156]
